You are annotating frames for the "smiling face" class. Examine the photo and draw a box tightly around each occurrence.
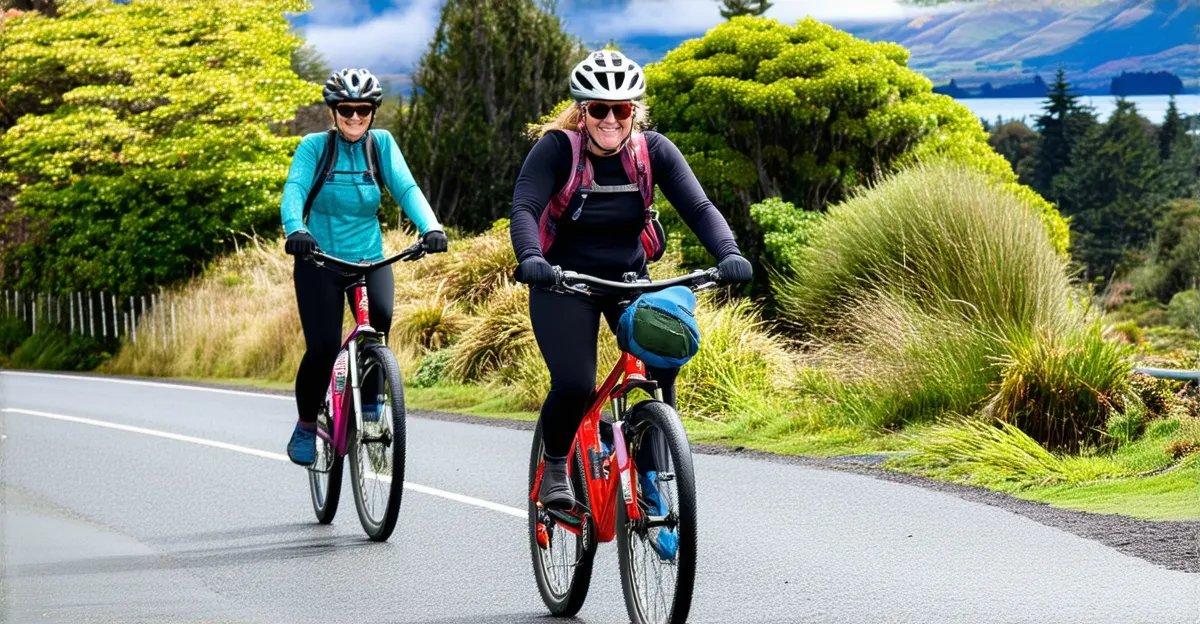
[583,101,634,153]
[330,103,375,142]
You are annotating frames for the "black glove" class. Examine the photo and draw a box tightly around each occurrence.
[421,229,448,254]
[285,231,318,256]
[515,256,555,286]
[717,253,753,284]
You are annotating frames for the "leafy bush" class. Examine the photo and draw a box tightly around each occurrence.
[749,197,822,274]
[1167,289,1200,329]
[988,325,1132,452]
[0,0,319,296]
[410,348,454,389]
[1129,373,1173,418]
[0,315,30,355]
[644,15,1067,265]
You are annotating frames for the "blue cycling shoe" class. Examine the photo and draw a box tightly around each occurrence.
[639,471,678,561]
[287,422,317,466]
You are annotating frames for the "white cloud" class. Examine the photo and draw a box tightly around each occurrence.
[302,0,442,74]
[561,0,943,39]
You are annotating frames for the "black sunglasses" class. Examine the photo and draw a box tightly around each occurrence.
[585,101,633,121]
[335,104,375,119]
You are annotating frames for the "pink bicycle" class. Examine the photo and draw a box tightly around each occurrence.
[305,241,425,542]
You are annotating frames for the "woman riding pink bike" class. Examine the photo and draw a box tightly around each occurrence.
[280,68,448,465]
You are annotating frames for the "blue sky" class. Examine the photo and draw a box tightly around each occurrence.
[288,0,944,79]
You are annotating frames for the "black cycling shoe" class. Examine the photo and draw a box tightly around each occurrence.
[539,456,576,510]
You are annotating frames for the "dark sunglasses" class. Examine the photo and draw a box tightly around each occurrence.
[585,101,634,121]
[335,104,375,119]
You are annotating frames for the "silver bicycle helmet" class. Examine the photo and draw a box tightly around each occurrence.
[323,68,384,107]
[569,50,646,102]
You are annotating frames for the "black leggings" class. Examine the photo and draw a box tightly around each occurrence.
[529,287,678,458]
[293,257,395,423]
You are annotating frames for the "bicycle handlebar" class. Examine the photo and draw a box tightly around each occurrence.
[306,241,425,275]
[551,267,722,297]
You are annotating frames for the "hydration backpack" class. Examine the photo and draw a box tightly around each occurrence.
[538,130,666,263]
[302,129,383,225]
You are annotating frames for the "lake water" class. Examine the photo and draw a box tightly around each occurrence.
[955,94,1200,124]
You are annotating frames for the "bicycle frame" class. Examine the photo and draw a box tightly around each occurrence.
[531,351,661,543]
[316,279,382,458]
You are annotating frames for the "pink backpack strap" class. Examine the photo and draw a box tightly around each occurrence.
[622,132,654,209]
[539,130,588,255]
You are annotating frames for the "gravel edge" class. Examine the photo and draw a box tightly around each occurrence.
[23,372,1200,573]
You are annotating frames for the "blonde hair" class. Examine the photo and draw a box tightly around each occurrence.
[529,100,651,140]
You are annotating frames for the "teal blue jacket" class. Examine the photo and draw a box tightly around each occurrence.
[281,129,440,263]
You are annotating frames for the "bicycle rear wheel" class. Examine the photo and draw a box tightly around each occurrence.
[616,400,697,624]
[308,402,344,524]
[528,422,596,617]
[348,342,407,542]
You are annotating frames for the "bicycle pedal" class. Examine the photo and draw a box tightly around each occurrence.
[547,508,584,529]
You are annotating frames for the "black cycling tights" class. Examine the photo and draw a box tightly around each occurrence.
[529,288,678,462]
[293,257,394,424]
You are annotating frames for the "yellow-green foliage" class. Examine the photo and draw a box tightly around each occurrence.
[0,0,320,295]
[641,15,1067,258]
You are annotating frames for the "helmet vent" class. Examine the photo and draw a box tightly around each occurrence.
[574,72,595,91]
[614,72,625,90]
[595,72,611,90]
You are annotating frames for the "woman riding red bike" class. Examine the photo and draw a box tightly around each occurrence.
[510,50,753,511]
[281,68,448,465]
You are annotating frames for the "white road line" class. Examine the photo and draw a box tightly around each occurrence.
[2,407,527,519]
[0,371,292,401]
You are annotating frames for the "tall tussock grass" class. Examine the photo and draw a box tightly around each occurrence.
[776,163,1072,337]
[777,163,1131,447]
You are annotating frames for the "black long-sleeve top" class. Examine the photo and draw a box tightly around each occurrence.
[510,130,739,280]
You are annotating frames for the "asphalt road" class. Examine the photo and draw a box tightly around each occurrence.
[1,371,1197,624]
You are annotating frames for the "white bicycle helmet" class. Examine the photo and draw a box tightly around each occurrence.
[569,50,646,102]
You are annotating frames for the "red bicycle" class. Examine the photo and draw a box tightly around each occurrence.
[528,267,721,624]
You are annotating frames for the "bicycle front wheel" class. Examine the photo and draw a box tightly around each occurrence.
[616,400,698,624]
[348,342,407,542]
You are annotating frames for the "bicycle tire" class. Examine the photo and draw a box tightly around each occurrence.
[616,400,698,624]
[528,422,597,616]
[308,402,344,524]
[348,342,407,542]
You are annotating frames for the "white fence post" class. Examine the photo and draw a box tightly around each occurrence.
[131,296,137,345]
[87,291,95,338]
[112,294,119,339]
[171,299,177,346]
[31,300,36,335]
[100,292,107,338]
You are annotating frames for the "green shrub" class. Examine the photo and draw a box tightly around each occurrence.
[644,16,1067,267]
[8,330,111,371]
[410,348,454,389]
[1105,320,1142,344]
[0,315,30,355]
[393,287,466,351]
[1167,290,1200,329]
[1129,373,1173,418]
[750,197,822,274]
[1106,403,1146,447]
[0,0,319,296]
[988,325,1132,452]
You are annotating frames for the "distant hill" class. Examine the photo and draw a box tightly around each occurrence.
[839,0,1199,95]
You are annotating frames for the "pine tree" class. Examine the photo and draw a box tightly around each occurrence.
[1054,99,1169,281]
[718,0,772,19]
[395,0,586,231]
[1158,96,1199,199]
[1030,68,1096,201]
